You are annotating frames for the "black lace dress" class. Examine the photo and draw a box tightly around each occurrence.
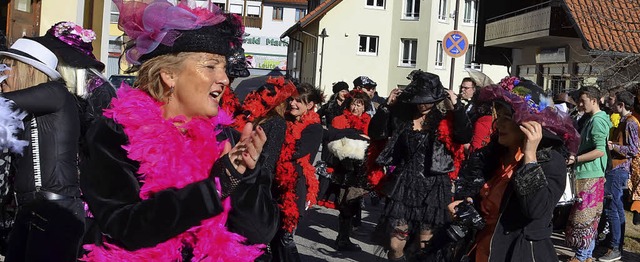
[381,125,452,232]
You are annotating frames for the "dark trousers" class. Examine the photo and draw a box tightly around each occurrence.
[337,196,362,241]
[6,198,85,262]
[270,228,301,262]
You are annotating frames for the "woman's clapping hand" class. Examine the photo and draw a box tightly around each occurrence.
[223,123,267,174]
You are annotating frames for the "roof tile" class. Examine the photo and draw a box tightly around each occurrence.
[564,0,640,55]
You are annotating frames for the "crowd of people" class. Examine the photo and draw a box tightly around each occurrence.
[0,1,639,262]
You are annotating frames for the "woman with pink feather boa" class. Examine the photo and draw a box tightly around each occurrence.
[79,1,267,261]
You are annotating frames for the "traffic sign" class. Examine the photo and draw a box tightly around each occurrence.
[443,31,468,58]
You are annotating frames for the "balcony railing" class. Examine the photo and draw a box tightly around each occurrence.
[485,3,552,46]
[244,16,262,29]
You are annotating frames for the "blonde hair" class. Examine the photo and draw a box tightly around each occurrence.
[57,61,78,93]
[1,57,50,91]
[134,53,191,101]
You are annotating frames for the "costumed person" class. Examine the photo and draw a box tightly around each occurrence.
[599,90,638,262]
[31,21,115,123]
[451,77,579,262]
[353,76,384,116]
[325,89,371,251]
[0,37,85,261]
[565,86,611,262]
[227,76,297,259]
[271,82,323,262]
[316,81,350,209]
[318,81,349,126]
[80,1,266,261]
[0,94,28,256]
[369,70,471,261]
[29,22,117,248]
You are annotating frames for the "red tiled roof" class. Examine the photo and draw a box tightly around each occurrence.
[564,0,640,55]
[263,0,307,5]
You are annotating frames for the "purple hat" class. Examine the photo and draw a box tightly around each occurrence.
[29,21,104,71]
[113,0,249,77]
[478,76,580,154]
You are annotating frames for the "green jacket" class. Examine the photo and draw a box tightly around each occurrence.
[575,111,612,179]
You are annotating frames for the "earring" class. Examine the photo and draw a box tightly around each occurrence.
[169,86,175,94]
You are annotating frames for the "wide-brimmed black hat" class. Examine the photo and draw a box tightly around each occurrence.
[28,22,104,71]
[399,70,447,104]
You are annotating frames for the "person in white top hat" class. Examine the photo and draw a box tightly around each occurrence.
[0,37,85,261]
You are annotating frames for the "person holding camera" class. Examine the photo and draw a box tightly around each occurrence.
[451,77,579,262]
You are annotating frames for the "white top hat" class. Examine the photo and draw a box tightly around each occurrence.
[0,38,62,80]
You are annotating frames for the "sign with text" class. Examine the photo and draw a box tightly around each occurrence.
[246,54,287,70]
[243,36,289,47]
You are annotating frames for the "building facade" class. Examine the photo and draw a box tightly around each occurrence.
[107,0,306,77]
[475,0,640,93]
[283,0,507,97]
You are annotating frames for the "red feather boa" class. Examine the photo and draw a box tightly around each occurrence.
[220,86,241,117]
[332,109,370,135]
[438,112,466,180]
[274,111,321,232]
[233,77,297,131]
[82,86,264,262]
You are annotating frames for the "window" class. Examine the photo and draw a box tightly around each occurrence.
[358,35,379,55]
[247,4,261,17]
[438,0,447,21]
[108,40,122,53]
[463,0,476,24]
[229,4,243,15]
[295,8,306,22]
[403,0,420,19]
[273,7,283,20]
[464,45,481,70]
[400,39,417,66]
[366,0,385,8]
[435,41,444,67]
[110,3,119,24]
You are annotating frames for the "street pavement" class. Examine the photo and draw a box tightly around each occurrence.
[295,199,386,262]
[295,198,639,262]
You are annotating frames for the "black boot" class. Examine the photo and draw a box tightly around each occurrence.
[336,215,361,251]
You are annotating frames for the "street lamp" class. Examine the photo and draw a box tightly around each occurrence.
[318,28,328,90]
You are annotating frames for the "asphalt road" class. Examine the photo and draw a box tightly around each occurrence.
[295,198,639,262]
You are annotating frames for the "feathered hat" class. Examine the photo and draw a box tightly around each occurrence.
[478,76,580,154]
[30,21,104,71]
[233,76,298,129]
[113,0,249,77]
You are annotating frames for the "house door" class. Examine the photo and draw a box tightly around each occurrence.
[7,0,41,45]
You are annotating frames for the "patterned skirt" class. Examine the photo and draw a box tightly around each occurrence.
[564,177,605,249]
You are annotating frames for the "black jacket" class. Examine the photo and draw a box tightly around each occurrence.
[455,135,567,262]
[3,82,80,197]
[80,117,245,250]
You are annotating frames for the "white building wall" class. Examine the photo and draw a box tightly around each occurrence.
[315,0,394,94]
[243,3,304,71]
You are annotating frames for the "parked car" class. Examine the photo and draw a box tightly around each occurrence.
[109,74,136,88]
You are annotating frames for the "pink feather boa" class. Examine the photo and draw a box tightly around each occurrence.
[82,86,264,261]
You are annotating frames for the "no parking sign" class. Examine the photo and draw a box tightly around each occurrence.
[443,31,468,58]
